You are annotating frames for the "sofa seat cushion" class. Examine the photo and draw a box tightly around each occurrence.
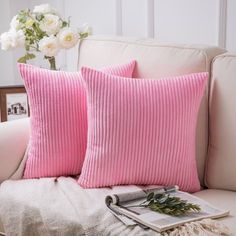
[0,178,234,236]
[194,189,236,233]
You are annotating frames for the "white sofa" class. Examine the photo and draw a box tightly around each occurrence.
[0,36,236,235]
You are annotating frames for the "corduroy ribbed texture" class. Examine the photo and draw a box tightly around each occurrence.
[79,68,208,192]
[18,61,135,178]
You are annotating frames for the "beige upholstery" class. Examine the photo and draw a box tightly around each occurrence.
[206,54,236,191]
[0,118,30,183]
[78,36,226,184]
[194,189,236,233]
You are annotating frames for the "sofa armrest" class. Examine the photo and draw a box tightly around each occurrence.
[0,118,30,182]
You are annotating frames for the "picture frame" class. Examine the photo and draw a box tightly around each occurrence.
[0,85,29,122]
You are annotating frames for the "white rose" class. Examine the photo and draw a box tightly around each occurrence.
[78,23,92,35]
[33,4,55,14]
[0,29,25,50]
[57,28,79,49]
[12,29,25,47]
[10,15,21,31]
[38,35,59,57]
[39,14,62,35]
[0,31,13,50]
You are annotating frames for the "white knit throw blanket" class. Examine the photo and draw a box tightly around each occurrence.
[162,219,231,236]
[0,177,232,236]
[94,212,231,236]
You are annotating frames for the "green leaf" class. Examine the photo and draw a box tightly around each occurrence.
[18,16,27,24]
[139,192,201,217]
[35,14,44,21]
[157,195,168,204]
[17,56,27,64]
[147,192,154,201]
[154,193,164,200]
[26,53,36,60]
[62,21,68,28]
[24,39,31,51]
[17,53,36,63]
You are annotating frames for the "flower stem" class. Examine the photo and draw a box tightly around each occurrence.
[48,56,57,70]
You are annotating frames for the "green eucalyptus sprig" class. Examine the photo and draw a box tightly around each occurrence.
[131,192,201,217]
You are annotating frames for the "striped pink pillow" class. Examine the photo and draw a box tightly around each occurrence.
[18,61,135,178]
[78,68,208,192]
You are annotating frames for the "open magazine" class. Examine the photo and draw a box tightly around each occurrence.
[105,186,229,233]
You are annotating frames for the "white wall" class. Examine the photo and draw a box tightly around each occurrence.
[155,0,219,45]
[9,0,31,85]
[0,0,235,84]
[64,0,118,71]
[0,0,14,86]
[64,0,234,71]
[226,0,236,51]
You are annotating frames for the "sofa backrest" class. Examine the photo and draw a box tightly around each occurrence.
[206,54,236,191]
[78,36,226,185]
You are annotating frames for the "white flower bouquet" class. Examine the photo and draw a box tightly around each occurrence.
[0,4,91,70]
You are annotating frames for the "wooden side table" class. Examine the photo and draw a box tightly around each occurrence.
[0,85,29,122]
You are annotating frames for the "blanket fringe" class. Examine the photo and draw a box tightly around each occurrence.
[162,219,232,236]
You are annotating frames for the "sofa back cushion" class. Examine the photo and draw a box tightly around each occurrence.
[78,36,226,185]
[206,54,236,191]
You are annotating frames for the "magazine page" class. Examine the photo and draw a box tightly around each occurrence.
[105,186,178,205]
[106,187,229,232]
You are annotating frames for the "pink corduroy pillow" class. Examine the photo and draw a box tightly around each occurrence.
[18,61,135,178]
[78,68,208,192]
